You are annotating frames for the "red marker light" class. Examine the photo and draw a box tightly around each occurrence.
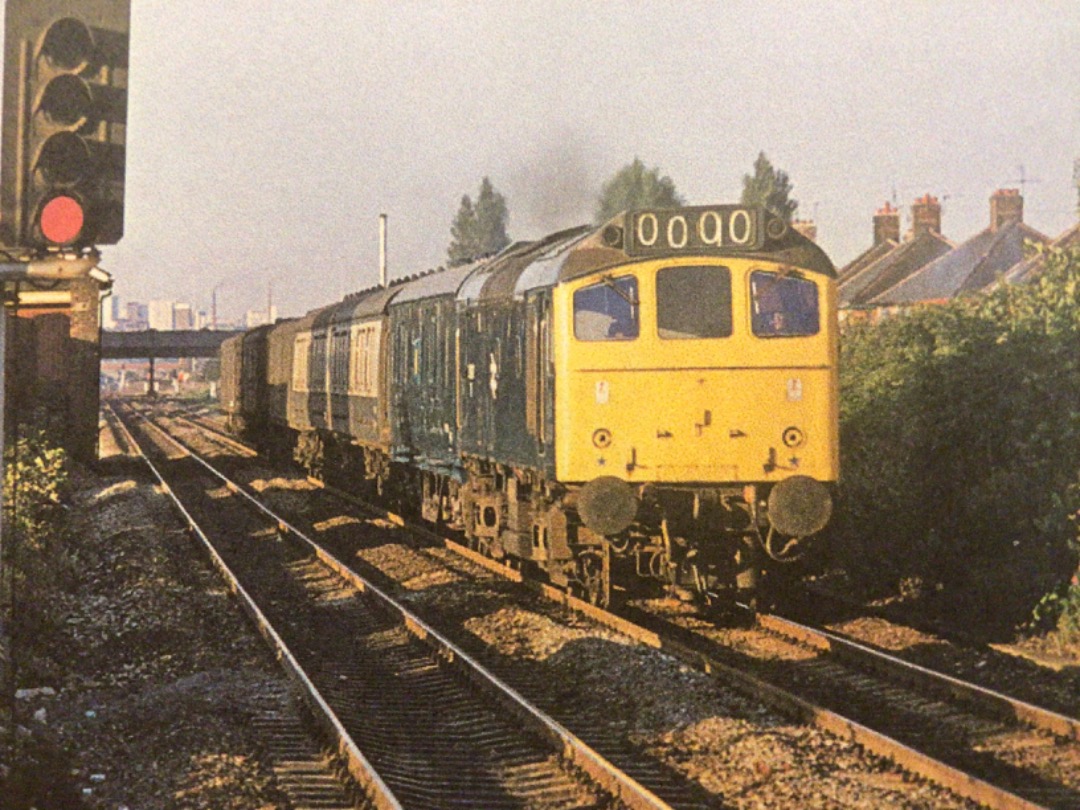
[39,195,85,244]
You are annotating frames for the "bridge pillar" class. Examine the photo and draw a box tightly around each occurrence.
[68,277,102,461]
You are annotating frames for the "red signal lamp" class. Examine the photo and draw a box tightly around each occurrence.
[39,194,85,245]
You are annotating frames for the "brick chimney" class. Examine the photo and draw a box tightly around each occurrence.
[990,188,1023,231]
[911,194,942,237]
[792,219,817,242]
[873,202,900,245]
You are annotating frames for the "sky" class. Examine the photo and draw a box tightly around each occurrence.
[46,1,1080,320]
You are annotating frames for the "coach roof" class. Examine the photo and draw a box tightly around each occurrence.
[389,260,481,306]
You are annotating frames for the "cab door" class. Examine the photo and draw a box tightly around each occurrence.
[525,290,555,474]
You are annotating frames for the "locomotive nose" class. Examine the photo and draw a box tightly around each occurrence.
[767,475,833,538]
[577,476,639,536]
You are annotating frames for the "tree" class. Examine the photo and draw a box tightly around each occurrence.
[741,152,798,222]
[595,158,683,224]
[447,195,478,266]
[447,177,510,265]
[475,177,510,254]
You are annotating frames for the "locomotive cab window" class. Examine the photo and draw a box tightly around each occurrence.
[657,265,732,339]
[750,270,820,337]
[574,276,639,341]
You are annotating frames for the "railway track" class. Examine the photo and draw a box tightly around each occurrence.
[143,401,1080,808]
[632,605,1080,810]
[107,401,679,809]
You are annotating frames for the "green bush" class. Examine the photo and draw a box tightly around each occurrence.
[831,245,1080,632]
[1028,481,1080,639]
[4,426,69,537]
[2,425,75,684]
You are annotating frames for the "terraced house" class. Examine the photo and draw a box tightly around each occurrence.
[840,189,1076,323]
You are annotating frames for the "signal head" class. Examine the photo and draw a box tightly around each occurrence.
[1,1,131,250]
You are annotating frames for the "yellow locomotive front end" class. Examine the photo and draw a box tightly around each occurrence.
[552,205,838,602]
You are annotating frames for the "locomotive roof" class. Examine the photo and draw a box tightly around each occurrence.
[359,205,836,311]
[553,207,836,283]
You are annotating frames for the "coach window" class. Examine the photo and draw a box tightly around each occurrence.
[657,266,732,339]
[330,329,349,394]
[573,276,639,341]
[293,334,311,392]
[750,270,820,337]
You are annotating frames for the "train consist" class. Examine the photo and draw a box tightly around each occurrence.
[220,204,839,606]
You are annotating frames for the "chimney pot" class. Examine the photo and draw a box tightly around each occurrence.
[873,201,900,245]
[990,188,1023,231]
[911,194,942,238]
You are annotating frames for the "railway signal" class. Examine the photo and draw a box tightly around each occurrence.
[0,0,131,250]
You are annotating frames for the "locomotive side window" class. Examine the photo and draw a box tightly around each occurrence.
[574,276,639,341]
[750,271,820,337]
[657,265,732,339]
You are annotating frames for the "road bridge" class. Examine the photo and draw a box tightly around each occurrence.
[101,329,244,360]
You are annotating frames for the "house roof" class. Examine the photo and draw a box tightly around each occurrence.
[839,231,953,307]
[838,239,896,284]
[871,221,1050,305]
[1003,221,1080,285]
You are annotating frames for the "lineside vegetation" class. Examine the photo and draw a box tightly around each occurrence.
[0,423,82,806]
[3,423,75,680]
[829,245,1080,639]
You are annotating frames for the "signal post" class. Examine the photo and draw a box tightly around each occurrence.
[0,0,131,462]
[0,0,132,772]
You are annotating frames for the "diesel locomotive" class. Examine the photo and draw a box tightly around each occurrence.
[220,204,839,607]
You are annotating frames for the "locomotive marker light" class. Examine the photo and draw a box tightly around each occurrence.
[591,428,612,449]
[1,0,131,252]
[781,426,805,448]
